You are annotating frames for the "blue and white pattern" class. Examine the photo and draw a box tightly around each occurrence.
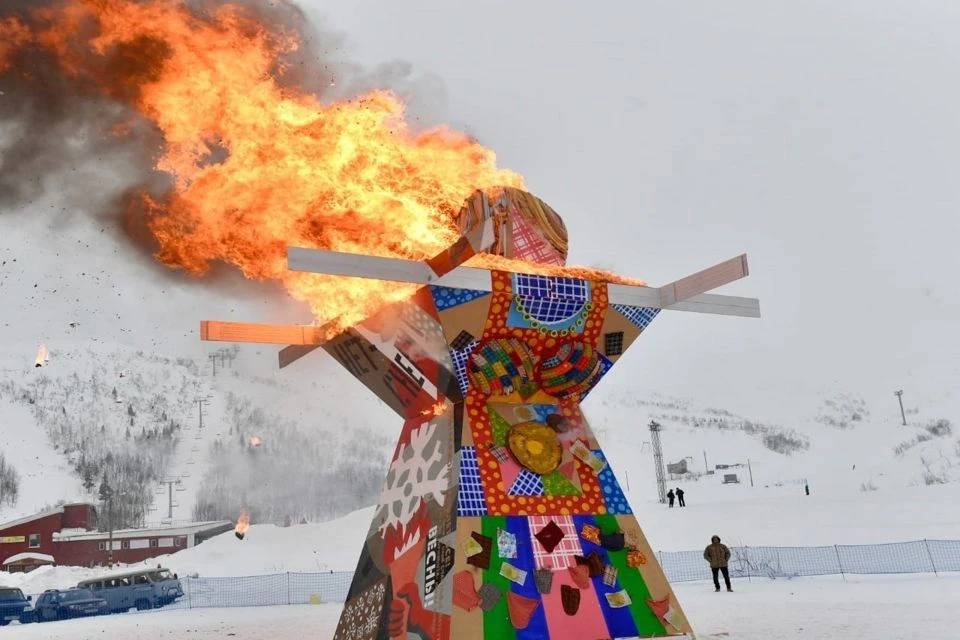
[450,340,479,396]
[611,304,660,331]
[507,468,545,496]
[457,446,488,516]
[593,450,632,514]
[513,274,590,301]
[429,285,490,311]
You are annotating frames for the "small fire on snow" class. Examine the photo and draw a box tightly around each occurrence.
[34,344,49,368]
[248,436,262,448]
[235,509,250,540]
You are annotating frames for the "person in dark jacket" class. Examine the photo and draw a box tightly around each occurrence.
[666,489,675,507]
[676,487,685,507]
[703,535,732,592]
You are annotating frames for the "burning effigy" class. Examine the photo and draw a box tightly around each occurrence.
[201,187,760,639]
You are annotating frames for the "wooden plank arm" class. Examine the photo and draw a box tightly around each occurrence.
[199,321,325,345]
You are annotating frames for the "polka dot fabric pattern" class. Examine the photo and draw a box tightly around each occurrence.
[429,285,490,311]
[593,450,632,515]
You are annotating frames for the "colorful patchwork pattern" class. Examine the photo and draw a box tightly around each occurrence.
[540,341,603,398]
[594,451,632,514]
[528,515,583,570]
[508,469,545,496]
[457,446,487,516]
[466,337,539,397]
[579,354,613,401]
[611,304,660,331]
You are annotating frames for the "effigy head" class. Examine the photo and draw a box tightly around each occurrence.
[456,186,569,266]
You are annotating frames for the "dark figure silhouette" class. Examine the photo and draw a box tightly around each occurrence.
[676,488,685,507]
[666,489,675,508]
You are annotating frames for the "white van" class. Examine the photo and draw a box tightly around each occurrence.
[77,567,183,612]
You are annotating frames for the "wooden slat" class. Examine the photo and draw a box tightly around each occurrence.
[286,246,759,316]
[657,254,749,307]
[199,321,324,345]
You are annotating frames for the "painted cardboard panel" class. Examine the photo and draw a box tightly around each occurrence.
[597,305,644,363]
[213,188,710,639]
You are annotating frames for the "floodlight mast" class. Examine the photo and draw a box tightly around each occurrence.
[649,420,667,504]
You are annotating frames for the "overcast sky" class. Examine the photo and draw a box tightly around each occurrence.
[284,0,960,419]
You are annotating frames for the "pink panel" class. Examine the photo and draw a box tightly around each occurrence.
[499,458,522,492]
[527,515,583,570]
[541,568,609,638]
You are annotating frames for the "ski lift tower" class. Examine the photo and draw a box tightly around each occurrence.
[649,420,667,503]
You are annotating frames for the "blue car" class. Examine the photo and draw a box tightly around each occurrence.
[33,588,108,622]
[0,587,32,625]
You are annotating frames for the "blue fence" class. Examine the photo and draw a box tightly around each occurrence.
[27,539,960,611]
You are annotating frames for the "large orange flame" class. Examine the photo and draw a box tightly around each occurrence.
[1,1,635,331]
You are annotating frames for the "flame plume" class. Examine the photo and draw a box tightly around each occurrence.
[0,0,526,329]
[235,508,250,540]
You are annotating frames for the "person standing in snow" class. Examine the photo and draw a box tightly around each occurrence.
[666,489,675,507]
[676,487,685,507]
[704,535,732,592]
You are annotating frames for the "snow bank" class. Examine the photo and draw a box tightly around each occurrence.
[0,507,375,594]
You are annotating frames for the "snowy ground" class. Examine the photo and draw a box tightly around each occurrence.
[1,574,956,639]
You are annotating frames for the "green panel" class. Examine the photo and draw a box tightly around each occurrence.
[487,407,512,446]
[542,470,582,496]
[594,514,667,637]
[481,516,516,640]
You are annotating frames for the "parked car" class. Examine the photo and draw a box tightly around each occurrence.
[0,587,32,626]
[77,567,183,612]
[33,588,108,622]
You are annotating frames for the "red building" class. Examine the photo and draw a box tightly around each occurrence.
[0,503,232,569]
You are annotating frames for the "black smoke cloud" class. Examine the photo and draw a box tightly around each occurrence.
[0,0,448,249]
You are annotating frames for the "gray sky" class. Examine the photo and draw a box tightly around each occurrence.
[290,0,960,418]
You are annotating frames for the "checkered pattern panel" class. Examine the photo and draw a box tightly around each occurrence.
[457,446,488,516]
[510,212,564,265]
[528,515,583,570]
[507,469,545,496]
[514,274,590,301]
[451,330,475,351]
[611,304,660,331]
[515,295,586,326]
[450,340,479,396]
[594,450,632,514]
[429,285,489,311]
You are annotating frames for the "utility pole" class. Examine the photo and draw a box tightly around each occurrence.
[894,390,906,426]
[107,494,114,567]
[703,450,709,474]
[209,353,219,377]
[649,421,667,504]
[159,478,181,520]
[194,395,212,430]
[747,458,754,487]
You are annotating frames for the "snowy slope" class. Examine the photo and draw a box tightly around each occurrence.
[0,398,85,519]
